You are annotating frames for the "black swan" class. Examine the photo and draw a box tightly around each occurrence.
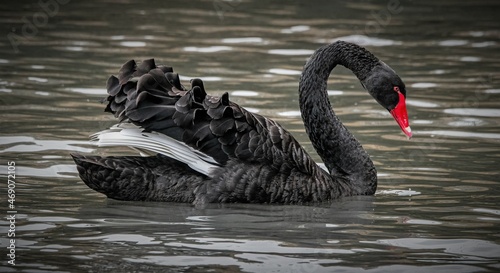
[72,41,411,205]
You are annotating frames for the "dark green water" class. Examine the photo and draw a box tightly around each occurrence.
[0,0,499,272]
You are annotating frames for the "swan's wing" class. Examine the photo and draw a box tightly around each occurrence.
[100,59,316,176]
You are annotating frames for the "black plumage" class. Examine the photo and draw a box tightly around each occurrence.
[72,41,409,205]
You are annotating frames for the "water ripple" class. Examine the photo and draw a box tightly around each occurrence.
[183,46,232,53]
[444,108,500,117]
[331,35,402,46]
[407,99,439,108]
[411,82,437,88]
[280,25,310,33]
[365,238,500,259]
[438,40,468,46]
[0,137,93,154]
[222,37,265,44]
[72,234,161,245]
[268,49,315,56]
[418,130,500,139]
[66,87,107,95]
[268,68,301,75]
[165,237,352,254]
[119,41,147,47]
[231,90,259,97]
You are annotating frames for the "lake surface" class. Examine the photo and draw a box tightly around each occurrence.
[1,0,500,272]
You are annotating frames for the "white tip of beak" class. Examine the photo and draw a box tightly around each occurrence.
[404,126,413,139]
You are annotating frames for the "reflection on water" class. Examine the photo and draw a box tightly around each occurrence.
[1,0,499,272]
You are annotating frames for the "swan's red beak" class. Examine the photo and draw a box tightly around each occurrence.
[390,91,412,138]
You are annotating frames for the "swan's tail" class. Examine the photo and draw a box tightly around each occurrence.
[71,153,205,203]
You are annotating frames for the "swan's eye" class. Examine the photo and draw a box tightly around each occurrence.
[393,86,401,93]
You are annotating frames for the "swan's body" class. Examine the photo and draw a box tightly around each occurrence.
[72,41,411,205]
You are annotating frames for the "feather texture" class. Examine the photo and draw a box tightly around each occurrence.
[102,58,316,174]
[71,41,407,205]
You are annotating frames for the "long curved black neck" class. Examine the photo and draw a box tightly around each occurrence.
[299,41,379,195]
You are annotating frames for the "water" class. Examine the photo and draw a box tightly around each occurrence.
[1,0,499,272]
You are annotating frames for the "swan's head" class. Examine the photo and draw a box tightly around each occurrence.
[362,62,412,138]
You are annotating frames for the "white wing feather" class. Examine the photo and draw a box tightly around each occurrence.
[90,124,220,177]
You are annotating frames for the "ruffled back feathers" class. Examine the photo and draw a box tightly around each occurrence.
[103,59,316,175]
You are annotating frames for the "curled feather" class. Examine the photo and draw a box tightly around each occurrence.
[102,58,308,169]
